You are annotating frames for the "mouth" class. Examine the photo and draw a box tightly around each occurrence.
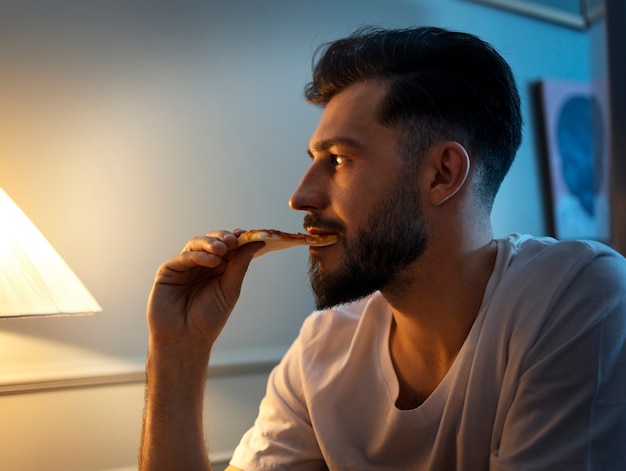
[307,226,336,235]
[305,226,341,242]
[302,215,344,250]
[303,213,344,231]
[303,228,341,256]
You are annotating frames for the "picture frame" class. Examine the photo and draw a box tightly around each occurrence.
[464,0,603,29]
[538,78,610,241]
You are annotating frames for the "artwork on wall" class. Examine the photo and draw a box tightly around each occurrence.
[539,78,609,241]
[463,0,603,29]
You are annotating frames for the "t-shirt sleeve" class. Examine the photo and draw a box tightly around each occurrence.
[491,247,626,469]
[230,320,327,471]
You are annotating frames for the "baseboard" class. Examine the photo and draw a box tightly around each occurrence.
[0,346,286,395]
[102,458,230,471]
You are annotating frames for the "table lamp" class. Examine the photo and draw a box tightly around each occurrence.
[0,187,101,318]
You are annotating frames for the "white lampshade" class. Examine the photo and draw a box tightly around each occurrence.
[0,187,102,318]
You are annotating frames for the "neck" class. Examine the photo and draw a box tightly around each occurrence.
[382,231,497,408]
[384,230,496,318]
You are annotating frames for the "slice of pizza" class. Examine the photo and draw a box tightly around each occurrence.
[237,229,339,257]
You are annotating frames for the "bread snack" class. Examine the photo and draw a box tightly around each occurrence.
[237,229,339,258]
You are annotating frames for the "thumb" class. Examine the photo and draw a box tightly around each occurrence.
[220,241,263,301]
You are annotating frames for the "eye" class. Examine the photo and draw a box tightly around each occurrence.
[331,154,347,167]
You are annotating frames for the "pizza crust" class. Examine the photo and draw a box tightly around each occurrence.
[237,229,339,257]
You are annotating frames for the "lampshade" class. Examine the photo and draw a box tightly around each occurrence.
[0,187,102,318]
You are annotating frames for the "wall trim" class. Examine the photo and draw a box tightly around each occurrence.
[0,346,285,395]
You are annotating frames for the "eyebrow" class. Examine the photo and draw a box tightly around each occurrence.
[307,136,367,157]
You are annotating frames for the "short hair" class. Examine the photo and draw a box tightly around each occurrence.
[305,26,523,208]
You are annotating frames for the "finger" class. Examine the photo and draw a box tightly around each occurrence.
[205,230,239,248]
[161,232,257,276]
[153,253,221,285]
[235,239,264,258]
[182,233,237,257]
[218,240,263,293]
[170,250,226,270]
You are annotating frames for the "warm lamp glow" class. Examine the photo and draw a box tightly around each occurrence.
[0,187,101,318]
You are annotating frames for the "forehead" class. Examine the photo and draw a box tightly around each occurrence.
[309,81,392,150]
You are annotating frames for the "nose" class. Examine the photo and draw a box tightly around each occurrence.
[289,164,327,212]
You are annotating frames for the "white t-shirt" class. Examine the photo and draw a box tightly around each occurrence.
[231,234,626,470]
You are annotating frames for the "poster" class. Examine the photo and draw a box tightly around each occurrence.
[539,78,609,241]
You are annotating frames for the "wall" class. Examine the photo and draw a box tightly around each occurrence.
[0,0,592,469]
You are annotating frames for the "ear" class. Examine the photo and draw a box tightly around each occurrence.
[426,141,470,206]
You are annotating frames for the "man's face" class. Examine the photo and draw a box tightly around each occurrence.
[289,81,428,310]
[307,171,428,309]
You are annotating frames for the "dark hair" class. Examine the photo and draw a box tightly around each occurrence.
[305,26,523,208]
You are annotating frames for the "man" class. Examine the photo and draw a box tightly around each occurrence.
[140,27,626,470]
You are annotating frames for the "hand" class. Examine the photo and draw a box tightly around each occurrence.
[146,230,263,352]
[141,230,261,471]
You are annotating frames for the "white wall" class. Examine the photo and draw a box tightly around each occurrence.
[0,0,592,469]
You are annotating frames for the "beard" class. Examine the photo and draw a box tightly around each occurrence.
[308,176,428,310]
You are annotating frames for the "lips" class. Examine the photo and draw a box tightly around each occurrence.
[306,226,339,237]
[303,217,344,238]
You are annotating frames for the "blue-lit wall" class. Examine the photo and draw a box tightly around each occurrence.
[0,1,592,469]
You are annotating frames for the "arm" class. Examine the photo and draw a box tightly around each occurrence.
[493,252,626,469]
[139,230,261,471]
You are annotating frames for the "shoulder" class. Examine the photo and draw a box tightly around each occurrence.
[293,293,390,368]
[489,234,626,328]
[490,234,626,341]
[498,233,626,282]
[501,232,619,259]
[298,295,375,347]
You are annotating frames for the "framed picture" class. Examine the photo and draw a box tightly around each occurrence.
[464,0,603,29]
[539,78,609,241]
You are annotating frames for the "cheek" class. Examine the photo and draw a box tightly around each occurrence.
[332,163,404,222]
[333,189,367,228]
[337,179,390,217]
